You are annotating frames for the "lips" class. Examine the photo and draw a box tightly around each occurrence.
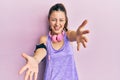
[54,26,60,30]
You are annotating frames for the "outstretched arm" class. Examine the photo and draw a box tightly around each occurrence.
[19,36,47,80]
[66,20,90,51]
[33,36,47,63]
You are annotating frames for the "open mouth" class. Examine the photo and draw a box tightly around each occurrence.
[54,26,61,31]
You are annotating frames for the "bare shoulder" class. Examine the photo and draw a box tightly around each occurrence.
[39,35,47,45]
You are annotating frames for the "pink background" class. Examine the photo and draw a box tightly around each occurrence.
[0,0,120,80]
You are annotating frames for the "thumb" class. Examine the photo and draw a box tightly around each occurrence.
[21,53,30,60]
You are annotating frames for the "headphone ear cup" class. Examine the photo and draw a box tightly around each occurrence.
[52,35,57,42]
[49,31,64,42]
[57,33,63,42]
[49,32,57,42]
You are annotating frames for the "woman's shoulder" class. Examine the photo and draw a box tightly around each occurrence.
[39,35,47,45]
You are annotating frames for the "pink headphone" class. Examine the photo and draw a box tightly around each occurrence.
[49,31,64,42]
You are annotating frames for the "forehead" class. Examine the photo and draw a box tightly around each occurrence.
[50,11,65,18]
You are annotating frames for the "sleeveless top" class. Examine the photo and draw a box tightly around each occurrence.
[44,33,79,80]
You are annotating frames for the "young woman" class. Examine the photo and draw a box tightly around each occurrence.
[19,3,90,80]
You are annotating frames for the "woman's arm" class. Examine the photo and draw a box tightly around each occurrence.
[19,36,47,80]
[66,30,77,41]
[66,20,90,51]
[33,36,47,63]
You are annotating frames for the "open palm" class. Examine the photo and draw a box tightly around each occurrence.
[19,53,39,80]
[76,20,90,51]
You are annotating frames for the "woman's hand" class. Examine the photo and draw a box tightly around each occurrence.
[76,20,90,51]
[19,53,39,80]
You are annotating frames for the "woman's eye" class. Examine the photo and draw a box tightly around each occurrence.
[51,18,56,21]
[60,20,64,22]
[51,19,56,21]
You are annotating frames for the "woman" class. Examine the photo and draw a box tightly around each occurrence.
[19,3,90,80]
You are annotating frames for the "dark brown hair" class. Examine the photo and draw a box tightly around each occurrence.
[48,3,68,31]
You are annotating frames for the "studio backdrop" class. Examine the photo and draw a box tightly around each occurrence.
[0,0,120,80]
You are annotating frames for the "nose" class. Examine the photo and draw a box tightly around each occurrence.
[56,20,60,26]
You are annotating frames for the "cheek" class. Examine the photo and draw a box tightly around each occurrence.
[62,21,66,26]
[49,21,55,26]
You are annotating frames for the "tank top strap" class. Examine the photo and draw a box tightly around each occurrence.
[46,35,52,52]
[63,32,69,42]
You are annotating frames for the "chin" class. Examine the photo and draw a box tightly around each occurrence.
[53,30,62,34]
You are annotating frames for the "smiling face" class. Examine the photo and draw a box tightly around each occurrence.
[49,10,66,35]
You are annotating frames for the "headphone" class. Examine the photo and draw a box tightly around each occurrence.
[49,31,64,42]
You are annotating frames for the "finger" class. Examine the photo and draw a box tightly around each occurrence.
[82,36,88,42]
[25,70,30,80]
[79,20,88,30]
[22,53,30,60]
[81,41,86,48]
[77,42,80,51]
[19,65,28,74]
[81,30,90,35]
[34,73,38,80]
[76,37,80,51]
[30,72,34,80]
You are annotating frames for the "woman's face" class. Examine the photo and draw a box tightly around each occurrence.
[49,11,66,35]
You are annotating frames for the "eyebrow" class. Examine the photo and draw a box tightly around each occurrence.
[50,17,65,19]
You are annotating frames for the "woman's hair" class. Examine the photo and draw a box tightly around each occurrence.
[48,3,68,31]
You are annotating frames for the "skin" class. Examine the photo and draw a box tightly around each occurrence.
[19,10,90,80]
[49,10,66,35]
[49,10,66,50]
